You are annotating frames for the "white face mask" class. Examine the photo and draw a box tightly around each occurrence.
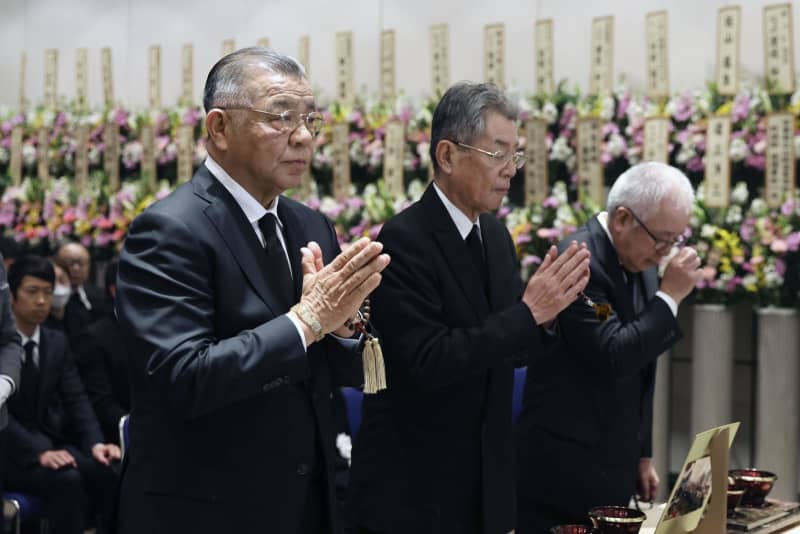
[51,284,71,309]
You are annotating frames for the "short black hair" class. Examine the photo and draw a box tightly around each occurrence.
[0,236,20,261]
[8,255,55,297]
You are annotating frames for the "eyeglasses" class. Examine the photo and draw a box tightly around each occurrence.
[455,142,527,169]
[219,107,324,137]
[625,207,686,250]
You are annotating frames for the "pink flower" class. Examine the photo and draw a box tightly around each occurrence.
[781,199,795,216]
[521,255,542,267]
[770,239,788,253]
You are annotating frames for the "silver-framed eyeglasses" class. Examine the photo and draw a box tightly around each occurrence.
[455,142,527,169]
[219,107,324,136]
[625,207,687,250]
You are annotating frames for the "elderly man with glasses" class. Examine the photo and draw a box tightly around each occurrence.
[114,47,389,534]
[515,161,703,534]
[347,81,591,534]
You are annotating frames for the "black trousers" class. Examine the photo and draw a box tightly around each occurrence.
[4,445,118,534]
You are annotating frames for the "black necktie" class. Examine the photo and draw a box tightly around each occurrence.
[466,225,488,291]
[626,270,644,314]
[257,213,294,311]
[20,340,38,407]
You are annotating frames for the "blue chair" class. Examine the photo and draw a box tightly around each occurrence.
[512,367,527,422]
[119,414,130,460]
[340,387,363,437]
[2,491,48,534]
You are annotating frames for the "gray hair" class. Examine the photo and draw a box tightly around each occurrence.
[606,162,695,221]
[203,47,307,113]
[429,81,519,172]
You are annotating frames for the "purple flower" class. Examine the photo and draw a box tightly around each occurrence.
[515,234,532,245]
[542,196,559,209]
[672,93,694,122]
[785,232,800,252]
[731,94,751,123]
[616,93,630,119]
[497,206,511,218]
[781,199,795,216]
[775,258,787,276]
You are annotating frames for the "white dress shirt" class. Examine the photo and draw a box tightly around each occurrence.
[433,182,481,241]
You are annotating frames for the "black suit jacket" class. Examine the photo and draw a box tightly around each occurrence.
[348,185,544,534]
[5,326,103,466]
[0,259,22,431]
[115,165,362,534]
[516,216,682,519]
[64,283,107,346]
[75,315,131,444]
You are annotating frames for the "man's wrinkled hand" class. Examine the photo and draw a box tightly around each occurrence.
[523,242,591,325]
[297,237,390,337]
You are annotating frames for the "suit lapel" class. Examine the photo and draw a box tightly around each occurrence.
[423,186,490,318]
[586,217,636,321]
[195,168,283,316]
[277,199,306,301]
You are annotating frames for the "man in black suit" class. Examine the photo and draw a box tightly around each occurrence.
[347,82,591,534]
[4,255,120,534]
[0,251,23,534]
[56,242,107,345]
[515,162,702,533]
[75,259,130,444]
[115,47,389,534]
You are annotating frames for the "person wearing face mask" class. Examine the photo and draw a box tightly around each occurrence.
[44,260,72,332]
[75,259,130,445]
[55,242,108,347]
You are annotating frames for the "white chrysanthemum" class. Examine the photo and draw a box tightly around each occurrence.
[725,205,742,225]
[22,144,37,167]
[406,180,425,202]
[122,141,143,168]
[349,140,368,167]
[742,274,758,288]
[553,181,569,204]
[729,137,749,162]
[607,133,625,158]
[695,182,706,202]
[550,136,573,162]
[336,433,352,464]
[701,224,717,239]
[764,264,783,287]
[676,145,696,165]
[730,182,749,205]
[626,100,644,122]
[750,198,768,216]
[542,102,558,125]
[88,146,101,166]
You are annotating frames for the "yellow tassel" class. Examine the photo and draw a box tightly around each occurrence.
[362,336,387,394]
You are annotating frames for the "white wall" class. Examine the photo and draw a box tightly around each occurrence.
[1,0,798,109]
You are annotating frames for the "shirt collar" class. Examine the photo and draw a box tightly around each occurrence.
[432,182,481,241]
[18,326,41,348]
[204,156,282,228]
[596,211,614,246]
